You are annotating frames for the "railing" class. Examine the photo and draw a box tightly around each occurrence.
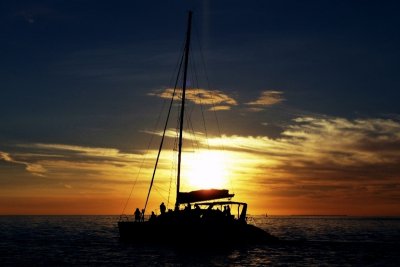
[119,214,151,222]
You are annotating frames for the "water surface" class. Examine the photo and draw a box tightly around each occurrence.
[1,215,399,266]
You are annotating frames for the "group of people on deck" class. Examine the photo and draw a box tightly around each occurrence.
[134,208,144,222]
[134,202,233,222]
[133,202,165,222]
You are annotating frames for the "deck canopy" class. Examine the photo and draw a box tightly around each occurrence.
[177,189,234,203]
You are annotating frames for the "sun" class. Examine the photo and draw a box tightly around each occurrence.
[183,150,230,189]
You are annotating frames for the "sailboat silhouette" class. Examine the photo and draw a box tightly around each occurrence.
[118,11,278,245]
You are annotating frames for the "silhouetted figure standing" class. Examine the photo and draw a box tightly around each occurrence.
[160,202,166,215]
[134,208,141,222]
[150,211,156,221]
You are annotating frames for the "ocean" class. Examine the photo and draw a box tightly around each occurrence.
[1,215,399,266]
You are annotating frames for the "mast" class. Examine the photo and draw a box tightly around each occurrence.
[176,11,192,209]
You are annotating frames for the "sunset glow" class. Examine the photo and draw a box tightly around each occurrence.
[2,114,400,216]
[1,1,400,217]
[183,150,230,189]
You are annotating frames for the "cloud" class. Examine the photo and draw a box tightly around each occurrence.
[246,90,284,110]
[143,116,400,184]
[212,105,231,111]
[6,143,175,187]
[150,88,237,110]
[142,129,205,140]
[283,117,400,166]
[21,143,139,162]
[0,151,47,177]
[137,113,400,206]
[2,144,143,181]
[209,117,400,184]
[3,116,400,214]
[0,152,13,162]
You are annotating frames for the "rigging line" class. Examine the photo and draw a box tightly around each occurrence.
[121,33,187,216]
[186,105,200,153]
[152,185,169,203]
[167,123,179,208]
[152,183,170,194]
[193,23,225,151]
[189,48,210,150]
[143,43,186,213]
[183,80,200,153]
[182,56,203,154]
[167,147,176,208]
[121,95,169,216]
[169,38,188,88]
[167,116,180,208]
[193,22,235,192]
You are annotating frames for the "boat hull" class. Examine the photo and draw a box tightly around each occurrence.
[118,220,278,245]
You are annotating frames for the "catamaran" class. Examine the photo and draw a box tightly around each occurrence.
[118,11,277,245]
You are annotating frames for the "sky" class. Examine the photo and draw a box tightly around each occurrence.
[1,0,400,215]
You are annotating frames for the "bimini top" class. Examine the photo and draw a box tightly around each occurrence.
[177,189,234,203]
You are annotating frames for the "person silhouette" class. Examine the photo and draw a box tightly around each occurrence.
[160,202,166,215]
[150,211,156,221]
[134,208,141,222]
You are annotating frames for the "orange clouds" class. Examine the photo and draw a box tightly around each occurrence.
[150,88,237,111]
[1,116,400,215]
[246,90,285,111]
[204,116,400,215]
[208,117,400,168]
[150,88,285,112]
[0,151,46,177]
